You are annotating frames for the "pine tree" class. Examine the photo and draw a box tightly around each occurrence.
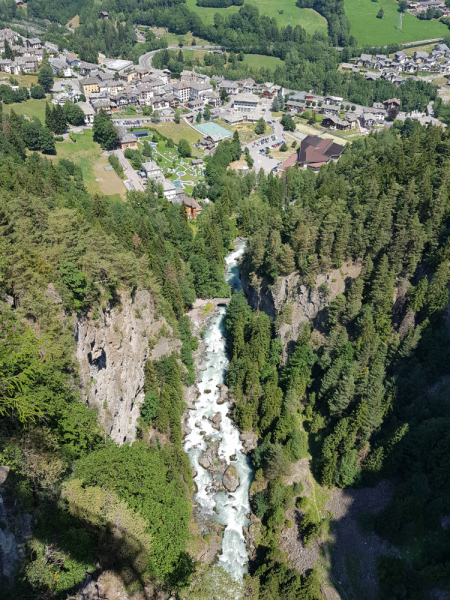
[259,371,284,435]
[38,127,55,154]
[321,452,338,487]
[53,104,67,135]
[279,244,296,275]
[4,40,13,60]
[343,277,363,324]
[38,59,54,92]
[45,102,54,132]
[426,261,450,315]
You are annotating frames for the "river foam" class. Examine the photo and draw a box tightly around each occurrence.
[183,242,253,581]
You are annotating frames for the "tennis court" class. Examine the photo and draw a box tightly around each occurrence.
[195,122,232,139]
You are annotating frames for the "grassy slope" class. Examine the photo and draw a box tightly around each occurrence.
[151,120,203,155]
[242,54,285,69]
[3,98,47,122]
[345,0,449,46]
[49,130,124,197]
[185,0,328,34]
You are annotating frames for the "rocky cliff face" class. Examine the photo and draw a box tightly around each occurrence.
[0,467,32,588]
[75,290,181,445]
[242,263,361,354]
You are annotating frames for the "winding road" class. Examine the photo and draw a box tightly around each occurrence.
[139,45,221,70]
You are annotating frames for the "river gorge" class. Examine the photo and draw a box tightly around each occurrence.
[183,241,254,581]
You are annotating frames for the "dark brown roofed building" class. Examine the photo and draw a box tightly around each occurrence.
[179,194,202,219]
[297,135,345,170]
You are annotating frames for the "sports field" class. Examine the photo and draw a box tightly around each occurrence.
[185,0,328,35]
[345,0,449,46]
[195,122,232,138]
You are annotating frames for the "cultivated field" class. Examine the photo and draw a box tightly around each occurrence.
[345,0,449,46]
[185,0,328,34]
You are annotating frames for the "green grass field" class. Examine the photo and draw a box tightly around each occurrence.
[48,130,124,197]
[3,98,48,122]
[162,31,213,47]
[345,0,449,46]
[243,54,285,70]
[151,120,203,156]
[185,0,327,35]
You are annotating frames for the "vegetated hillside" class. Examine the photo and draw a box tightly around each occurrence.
[0,104,258,598]
[230,120,450,599]
[344,0,449,46]
[185,0,328,35]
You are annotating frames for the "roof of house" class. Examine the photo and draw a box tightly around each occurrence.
[81,76,100,86]
[279,152,298,171]
[142,161,161,172]
[297,135,345,164]
[232,92,259,103]
[180,195,201,210]
[77,101,95,115]
[120,133,137,144]
[323,115,350,127]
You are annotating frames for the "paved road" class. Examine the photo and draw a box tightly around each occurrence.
[138,45,220,70]
[113,149,145,192]
[242,98,287,174]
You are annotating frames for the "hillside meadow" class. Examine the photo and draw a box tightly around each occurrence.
[345,0,449,45]
[185,0,328,34]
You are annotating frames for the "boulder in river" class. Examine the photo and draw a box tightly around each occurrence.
[209,412,222,430]
[217,384,229,405]
[223,465,240,492]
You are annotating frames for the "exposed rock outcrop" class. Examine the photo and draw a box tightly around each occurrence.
[216,384,229,405]
[243,512,262,561]
[0,466,32,589]
[223,465,240,492]
[208,412,222,430]
[198,441,227,474]
[240,431,258,454]
[75,290,181,445]
[241,263,361,355]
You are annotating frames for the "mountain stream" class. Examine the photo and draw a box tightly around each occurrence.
[183,242,253,581]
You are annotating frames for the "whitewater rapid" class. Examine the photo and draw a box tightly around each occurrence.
[183,242,253,581]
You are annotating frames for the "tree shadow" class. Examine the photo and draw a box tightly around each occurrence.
[324,480,394,600]
[1,474,158,600]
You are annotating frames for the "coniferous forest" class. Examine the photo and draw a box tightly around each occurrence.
[1,65,450,600]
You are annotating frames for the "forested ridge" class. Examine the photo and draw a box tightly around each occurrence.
[1,53,450,598]
[224,120,450,599]
[0,103,254,598]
